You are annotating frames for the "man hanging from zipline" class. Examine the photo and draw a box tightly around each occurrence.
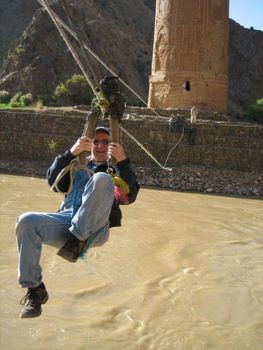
[15,77,140,319]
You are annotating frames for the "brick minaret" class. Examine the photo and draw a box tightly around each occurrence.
[148,0,229,112]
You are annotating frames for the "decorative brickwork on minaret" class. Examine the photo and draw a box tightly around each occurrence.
[148,0,229,112]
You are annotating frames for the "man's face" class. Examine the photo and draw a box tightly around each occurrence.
[91,131,110,162]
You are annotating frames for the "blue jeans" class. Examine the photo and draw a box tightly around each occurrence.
[15,172,114,288]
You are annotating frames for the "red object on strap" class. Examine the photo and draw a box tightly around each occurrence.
[114,186,130,205]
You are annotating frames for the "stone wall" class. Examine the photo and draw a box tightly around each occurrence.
[0,108,262,172]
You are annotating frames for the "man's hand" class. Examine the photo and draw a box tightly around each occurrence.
[108,142,127,163]
[70,136,92,156]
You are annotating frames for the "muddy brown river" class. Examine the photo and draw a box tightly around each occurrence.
[0,174,263,350]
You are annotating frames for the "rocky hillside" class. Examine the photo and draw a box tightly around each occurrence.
[228,19,263,116]
[0,0,39,65]
[0,1,262,112]
[0,0,155,104]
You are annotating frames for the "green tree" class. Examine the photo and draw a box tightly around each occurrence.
[9,93,33,108]
[245,98,263,124]
[0,90,11,104]
[53,74,93,106]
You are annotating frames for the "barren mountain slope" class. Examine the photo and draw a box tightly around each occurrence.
[0,1,262,112]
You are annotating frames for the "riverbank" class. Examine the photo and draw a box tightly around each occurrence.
[1,159,262,198]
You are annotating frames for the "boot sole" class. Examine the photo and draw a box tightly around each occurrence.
[42,294,49,304]
[57,248,78,263]
[20,309,42,318]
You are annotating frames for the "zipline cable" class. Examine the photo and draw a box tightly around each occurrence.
[37,0,164,119]
[38,0,98,98]
[60,0,99,86]
[37,0,182,169]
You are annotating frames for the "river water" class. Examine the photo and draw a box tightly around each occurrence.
[0,174,263,350]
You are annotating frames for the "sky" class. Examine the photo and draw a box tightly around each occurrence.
[229,0,263,31]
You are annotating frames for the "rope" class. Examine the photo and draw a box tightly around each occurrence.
[60,0,99,86]
[37,0,164,119]
[39,0,120,122]
[51,158,86,194]
[119,125,172,171]
[163,127,185,168]
[38,0,98,98]
[37,0,184,170]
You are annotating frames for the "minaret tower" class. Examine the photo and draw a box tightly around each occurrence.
[148,0,229,112]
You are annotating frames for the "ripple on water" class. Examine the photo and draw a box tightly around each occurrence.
[1,175,263,350]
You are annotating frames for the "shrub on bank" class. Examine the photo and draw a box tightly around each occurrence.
[0,90,11,104]
[0,74,93,108]
[0,92,34,109]
[244,98,263,124]
[53,74,93,106]
[10,93,33,108]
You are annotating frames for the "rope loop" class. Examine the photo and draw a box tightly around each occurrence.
[51,158,87,194]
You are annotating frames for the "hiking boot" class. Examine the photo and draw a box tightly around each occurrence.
[20,282,49,318]
[57,234,87,263]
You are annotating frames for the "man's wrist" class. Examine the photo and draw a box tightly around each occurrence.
[116,155,127,163]
[116,157,129,166]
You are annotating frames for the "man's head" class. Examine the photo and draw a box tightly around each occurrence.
[91,126,110,162]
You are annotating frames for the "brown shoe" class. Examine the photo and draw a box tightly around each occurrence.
[57,235,87,263]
